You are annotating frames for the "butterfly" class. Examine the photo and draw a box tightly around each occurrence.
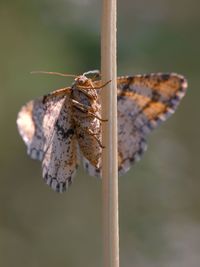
[17,70,187,193]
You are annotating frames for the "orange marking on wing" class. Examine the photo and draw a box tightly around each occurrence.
[143,102,167,120]
[117,74,184,99]
[131,75,182,98]
[122,92,150,109]
[145,78,180,98]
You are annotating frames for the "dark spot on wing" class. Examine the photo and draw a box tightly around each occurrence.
[161,74,170,81]
[122,76,134,91]
[151,90,161,101]
[144,74,150,79]
[55,120,75,139]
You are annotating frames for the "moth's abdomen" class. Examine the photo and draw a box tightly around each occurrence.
[73,108,102,168]
[72,87,102,168]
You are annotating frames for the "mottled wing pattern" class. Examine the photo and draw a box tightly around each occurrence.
[42,98,78,192]
[116,73,187,174]
[17,92,78,192]
[84,73,187,176]
[17,93,67,160]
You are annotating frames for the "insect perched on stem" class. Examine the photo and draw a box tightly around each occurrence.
[17,70,187,193]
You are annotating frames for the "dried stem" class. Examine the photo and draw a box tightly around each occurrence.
[101,0,119,267]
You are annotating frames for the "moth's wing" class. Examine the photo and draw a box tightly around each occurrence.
[17,91,78,192]
[84,73,187,177]
[17,93,67,160]
[116,72,187,174]
[42,98,78,193]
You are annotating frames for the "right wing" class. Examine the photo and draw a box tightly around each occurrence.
[17,93,67,160]
[84,73,187,177]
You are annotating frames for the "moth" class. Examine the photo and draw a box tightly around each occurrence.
[17,70,187,192]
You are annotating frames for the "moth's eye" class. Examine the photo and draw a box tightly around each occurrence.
[78,77,87,85]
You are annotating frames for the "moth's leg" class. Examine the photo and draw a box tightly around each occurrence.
[92,80,111,89]
[84,114,108,122]
[43,87,72,103]
[71,99,108,122]
[71,99,93,112]
[76,86,94,99]
[77,80,111,90]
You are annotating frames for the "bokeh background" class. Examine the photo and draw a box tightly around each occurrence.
[0,0,199,266]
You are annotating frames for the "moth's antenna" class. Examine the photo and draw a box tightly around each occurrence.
[83,70,101,81]
[30,71,77,78]
[83,70,100,76]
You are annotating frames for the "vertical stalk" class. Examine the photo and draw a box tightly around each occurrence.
[101,0,119,267]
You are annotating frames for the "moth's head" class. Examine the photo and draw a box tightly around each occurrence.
[75,75,90,86]
[75,70,100,87]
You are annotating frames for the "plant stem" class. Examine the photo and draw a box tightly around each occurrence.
[101,0,119,267]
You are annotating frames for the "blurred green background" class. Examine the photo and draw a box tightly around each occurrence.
[0,0,199,266]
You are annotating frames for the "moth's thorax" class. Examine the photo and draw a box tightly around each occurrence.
[72,75,98,106]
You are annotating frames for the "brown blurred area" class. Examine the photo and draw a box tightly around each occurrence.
[0,0,199,266]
